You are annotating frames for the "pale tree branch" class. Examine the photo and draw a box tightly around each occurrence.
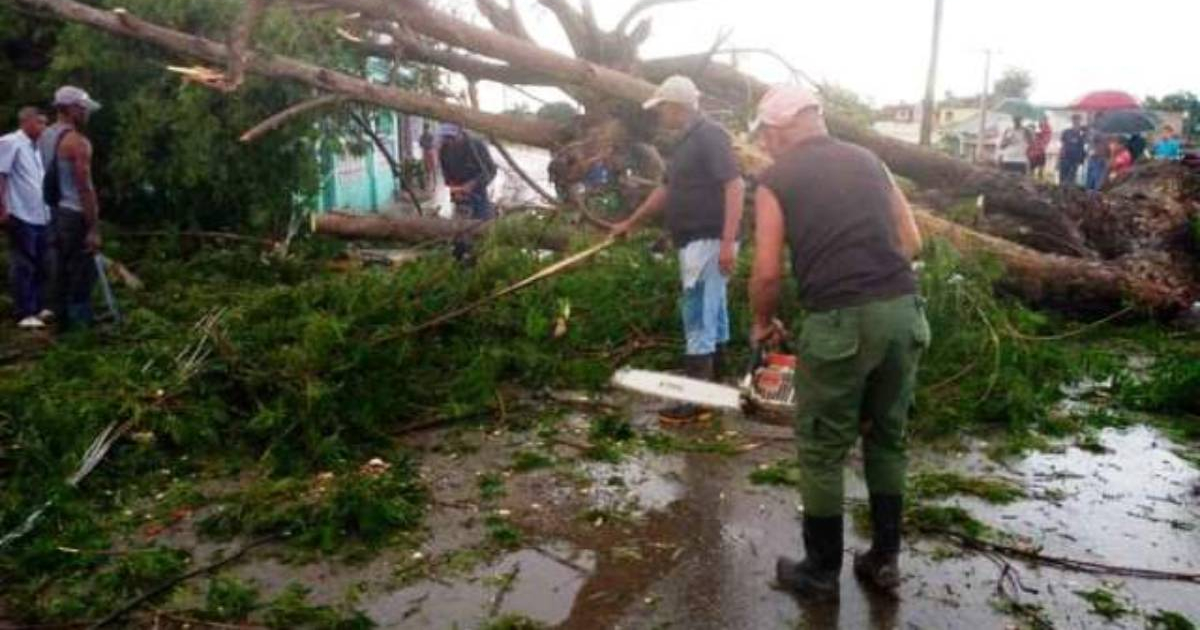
[240,94,345,142]
[14,0,565,147]
[475,0,531,41]
[349,109,425,215]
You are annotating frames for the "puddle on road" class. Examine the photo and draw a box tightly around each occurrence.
[162,411,1198,629]
[362,542,595,628]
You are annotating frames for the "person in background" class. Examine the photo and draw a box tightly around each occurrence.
[41,86,102,328]
[0,106,50,329]
[1153,125,1183,161]
[1058,114,1088,186]
[1085,135,1110,191]
[1027,117,1052,180]
[1108,136,1134,182]
[438,122,496,221]
[1126,132,1147,162]
[748,85,927,599]
[997,116,1032,175]
[610,75,746,424]
[419,123,437,191]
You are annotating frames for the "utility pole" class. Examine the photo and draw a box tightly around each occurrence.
[918,0,944,147]
[975,49,993,163]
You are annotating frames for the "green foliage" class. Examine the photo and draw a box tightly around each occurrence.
[261,583,374,630]
[484,514,522,549]
[994,68,1035,100]
[509,449,555,472]
[1148,610,1197,630]
[198,456,425,551]
[749,459,800,488]
[0,0,391,233]
[203,575,261,622]
[478,472,507,501]
[991,597,1053,630]
[904,505,991,539]
[818,83,874,127]
[588,414,635,442]
[1119,355,1200,418]
[1074,587,1131,621]
[909,471,1026,504]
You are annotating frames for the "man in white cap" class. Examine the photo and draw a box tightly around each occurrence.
[40,85,102,328]
[748,85,927,598]
[612,75,746,424]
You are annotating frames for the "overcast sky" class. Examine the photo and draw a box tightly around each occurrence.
[472,0,1196,109]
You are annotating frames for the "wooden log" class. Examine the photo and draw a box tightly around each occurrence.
[914,207,1186,314]
[313,213,485,243]
[312,212,571,250]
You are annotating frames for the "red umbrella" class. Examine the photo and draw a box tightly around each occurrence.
[1070,90,1141,112]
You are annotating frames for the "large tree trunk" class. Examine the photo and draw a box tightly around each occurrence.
[10,0,1197,314]
[312,212,571,250]
[914,208,1186,313]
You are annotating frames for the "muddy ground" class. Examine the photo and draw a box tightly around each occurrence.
[124,394,1200,630]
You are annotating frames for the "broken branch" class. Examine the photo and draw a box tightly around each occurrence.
[239,94,345,143]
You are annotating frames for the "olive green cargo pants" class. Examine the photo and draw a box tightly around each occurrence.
[794,294,930,518]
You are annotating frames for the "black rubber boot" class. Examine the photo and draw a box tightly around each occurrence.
[776,514,843,599]
[854,494,903,591]
[659,354,715,424]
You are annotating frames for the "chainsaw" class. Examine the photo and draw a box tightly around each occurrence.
[612,339,798,414]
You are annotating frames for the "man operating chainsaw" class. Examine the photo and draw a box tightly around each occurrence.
[611,75,746,424]
[748,85,928,599]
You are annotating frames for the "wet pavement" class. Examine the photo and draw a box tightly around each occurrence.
[167,402,1199,629]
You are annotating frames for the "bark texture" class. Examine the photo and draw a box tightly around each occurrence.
[10,0,1197,314]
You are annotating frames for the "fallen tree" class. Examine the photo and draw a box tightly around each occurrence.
[312,211,573,250]
[8,0,1197,314]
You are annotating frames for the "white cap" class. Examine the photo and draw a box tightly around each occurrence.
[53,86,101,112]
[643,75,700,110]
[750,84,822,132]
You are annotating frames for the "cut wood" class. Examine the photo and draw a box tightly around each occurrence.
[913,207,1185,314]
[311,212,571,251]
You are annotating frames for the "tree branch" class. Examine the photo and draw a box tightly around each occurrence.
[537,0,593,57]
[281,0,658,103]
[475,0,531,41]
[225,0,271,92]
[349,109,425,215]
[239,93,345,142]
[13,0,564,147]
[615,0,692,34]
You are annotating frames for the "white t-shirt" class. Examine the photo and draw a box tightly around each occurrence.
[998,127,1030,165]
[0,130,49,225]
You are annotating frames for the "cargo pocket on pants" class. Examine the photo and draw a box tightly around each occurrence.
[912,297,931,351]
[799,310,861,364]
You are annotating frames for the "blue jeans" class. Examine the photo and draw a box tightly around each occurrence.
[1085,157,1108,191]
[679,246,730,356]
[453,189,495,260]
[7,217,48,319]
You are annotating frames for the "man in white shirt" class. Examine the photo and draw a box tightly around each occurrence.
[0,107,50,328]
[997,116,1032,175]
